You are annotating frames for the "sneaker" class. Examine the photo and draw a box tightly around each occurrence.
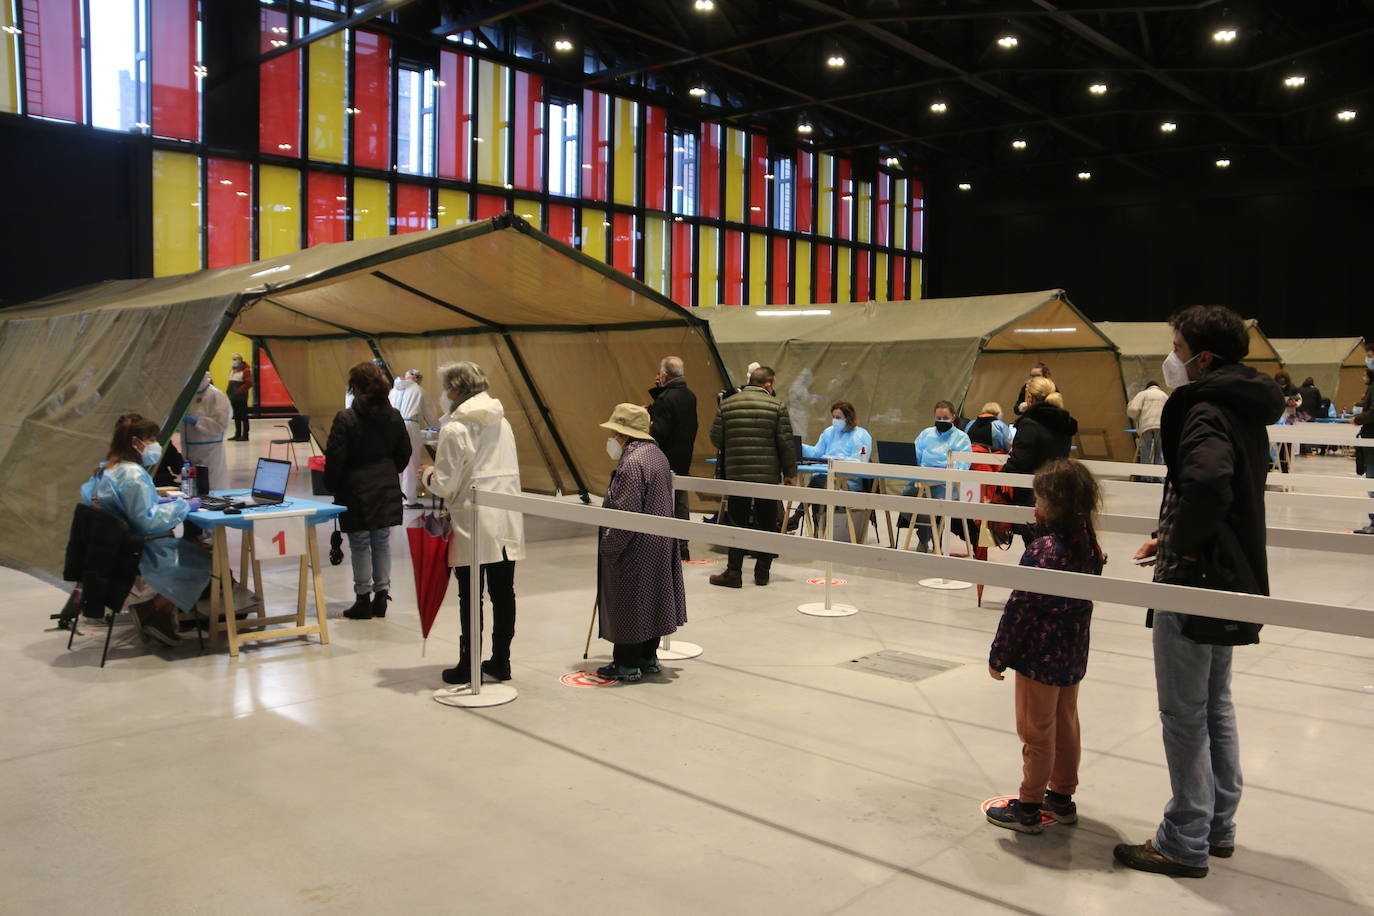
[1043,792,1077,825]
[642,660,662,675]
[1355,525,1374,535]
[986,799,1042,834]
[709,570,743,588]
[1112,840,1208,878]
[596,662,642,683]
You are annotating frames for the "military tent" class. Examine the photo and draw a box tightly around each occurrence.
[1098,318,1282,396]
[1270,338,1367,413]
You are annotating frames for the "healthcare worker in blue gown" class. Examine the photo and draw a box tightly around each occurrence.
[786,400,873,533]
[81,413,210,646]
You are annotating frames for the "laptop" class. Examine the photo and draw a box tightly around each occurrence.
[238,457,291,507]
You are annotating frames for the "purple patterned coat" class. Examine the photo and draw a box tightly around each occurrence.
[598,439,688,644]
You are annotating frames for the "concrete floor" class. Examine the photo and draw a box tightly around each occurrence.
[4,430,1373,914]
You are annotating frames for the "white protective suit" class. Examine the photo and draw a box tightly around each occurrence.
[388,375,430,504]
[182,375,232,491]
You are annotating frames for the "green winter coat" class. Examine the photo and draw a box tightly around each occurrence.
[709,386,797,483]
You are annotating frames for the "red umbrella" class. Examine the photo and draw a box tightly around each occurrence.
[407,510,452,654]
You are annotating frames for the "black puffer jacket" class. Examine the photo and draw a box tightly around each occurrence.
[325,397,411,532]
[1351,376,1374,462]
[1004,403,1078,479]
[647,378,698,475]
[709,386,797,483]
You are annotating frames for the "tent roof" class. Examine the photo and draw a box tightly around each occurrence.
[1096,319,1281,364]
[1271,337,1366,368]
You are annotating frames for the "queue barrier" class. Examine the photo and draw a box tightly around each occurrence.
[1266,424,1363,447]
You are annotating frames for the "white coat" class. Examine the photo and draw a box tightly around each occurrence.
[421,392,525,567]
[183,382,232,491]
[1127,384,1169,433]
[389,377,430,504]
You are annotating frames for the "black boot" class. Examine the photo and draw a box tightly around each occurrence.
[483,637,512,681]
[371,589,390,618]
[343,593,373,619]
[442,655,475,685]
[754,557,772,586]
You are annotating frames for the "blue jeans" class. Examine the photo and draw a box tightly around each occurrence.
[1365,462,1374,526]
[899,482,946,547]
[1152,611,1242,867]
[347,528,391,595]
[1136,428,1163,465]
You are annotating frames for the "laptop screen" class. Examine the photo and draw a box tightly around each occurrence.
[252,458,291,498]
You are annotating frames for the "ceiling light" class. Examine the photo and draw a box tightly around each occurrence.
[673,146,686,153]
[957,182,972,191]
[884,157,900,167]
[553,38,573,52]
[1088,82,1108,95]
[997,35,1018,49]
[235,191,248,197]
[1337,109,1357,121]
[433,80,446,88]
[764,173,775,180]
[1212,28,1237,43]
[930,101,947,113]
[688,85,707,97]
[1215,158,1231,168]
[269,39,287,48]
[194,65,208,78]
[750,206,762,211]
[759,309,831,317]
[797,122,813,134]
[1011,139,1027,150]
[826,54,845,68]
[1160,121,1178,132]
[474,136,485,142]
[1077,171,1092,180]
[2,25,23,35]
[277,143,292,150]
[219,179,233,185]
[694,0,714,9]
[1283,74,1306,88]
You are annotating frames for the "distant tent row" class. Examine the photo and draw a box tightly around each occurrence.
[1097,319,1283,396]
[1271,337,1368,412]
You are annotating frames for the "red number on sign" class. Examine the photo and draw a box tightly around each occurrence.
[272,530,286,555]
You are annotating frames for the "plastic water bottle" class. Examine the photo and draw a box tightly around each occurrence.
[182,461,193,498]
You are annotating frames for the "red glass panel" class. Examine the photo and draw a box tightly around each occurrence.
[854,248,871,301]
[150,0,198,139]
[671,220,694,307]
[256,348,294,409]
[547,204,576,247]
[580,90,609,201]
[643,105,667,211]
[876,173,891,248]
[612,212,636,275]
[723,229,744,305]
[438,51,470,180]
[352,31,390,170]
[698,123,720,219]
[795,151,813,234]
[396,184,431,234]
[836,158,853,241]
[307,172,347,247]
[206,159,252,268]
[748,134,768,226]
[475,193,508,220]
[815,244,833,303]
[511,71,543,191]
[21,0,82,122]
[910,179,925,252]
[259,10,300,156]
[770,236,790,304]
[893,256,907,300]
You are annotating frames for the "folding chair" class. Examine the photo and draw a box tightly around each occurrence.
[269,414,316,470]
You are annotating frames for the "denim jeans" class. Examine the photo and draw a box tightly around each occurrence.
[1136,428,1163,465]
[347,528,391,595]
[1152,611,1242,866]
[899,482,947,547]
[1365,462,1374,526]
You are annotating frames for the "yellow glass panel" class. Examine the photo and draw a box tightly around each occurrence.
[152,151,201,277]
[893,178,908,250]
[724,129,745,223]
[0,3,18,113]
[794,240,812,304]
[581,207,608,261]
[307,31,346,163]
[747,233,767,305]
[209,332,253,392]
[258,165,299,258]
[437,189,471,226]
[476,60,509,186]
[817,155,834,237]
[613,97,637,206]
[353,177,390,239]
[874,252,889,301]
[697,225,720,308]
[644,216,668,295]
[856,181,872,244]
[910,259,922,299]
[835,247,852,304]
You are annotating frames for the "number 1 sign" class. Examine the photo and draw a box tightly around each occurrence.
[252,513,308,558]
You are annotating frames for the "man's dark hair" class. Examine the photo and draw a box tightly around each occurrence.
[1145,380,1160,389]
[933,400,955,415]
[748,366,775,387]
[1301,376,1315,388]
[1168,305,1249,364]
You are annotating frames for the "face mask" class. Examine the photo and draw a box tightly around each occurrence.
[831,417,846,432]
[1366,356,1374,371]
[934,420,953,433]
[606,437,624,461]
[1162,351,1199,389]
[139,441,162,468]
[440,393,453,414]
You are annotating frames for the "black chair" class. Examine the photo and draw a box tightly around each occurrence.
[269,414,316,470]
[874,440,922,548]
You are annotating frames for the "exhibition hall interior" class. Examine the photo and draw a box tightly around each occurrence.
[1,0,1372,912]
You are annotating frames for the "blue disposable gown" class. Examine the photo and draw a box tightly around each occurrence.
[81,461,211,611]
[802,424,873,491]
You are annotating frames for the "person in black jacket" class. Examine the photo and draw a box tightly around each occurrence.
[647,356,698,559]
[1005,376,1078,491]
[326,361,411,619]
[1352,348,1374,534]
[1114,305,1284,879]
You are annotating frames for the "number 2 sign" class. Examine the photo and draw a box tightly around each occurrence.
[252,513,308,559]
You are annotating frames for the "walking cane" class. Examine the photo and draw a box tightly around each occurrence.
[583,594,599,660]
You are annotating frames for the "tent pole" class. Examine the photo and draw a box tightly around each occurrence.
[501,335,591,503]
[160,297,248,443]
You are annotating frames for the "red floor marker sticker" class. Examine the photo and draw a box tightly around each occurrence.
[981,795,1056,826]
[560,670,616,688]
[683,559,718,565]
[807,577,847,586]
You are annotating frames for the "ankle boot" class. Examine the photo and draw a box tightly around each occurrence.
[442,655,474,685]
[370,590,390,618]
[343,593,373,619]
[482,638,512,680]
[710,568,743,588]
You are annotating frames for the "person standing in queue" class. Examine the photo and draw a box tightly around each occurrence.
[1015,362,1056,416]
[1128,381,1169,466]
[181,372,232,492]
[227,354,253,441]
[1353,348,1374,534]
[1113,305,1284,879]
[709,365,796,588]
[647,356,698,560]
[422,361,526,685]
[389,369,430,509]
[595,403,688,682]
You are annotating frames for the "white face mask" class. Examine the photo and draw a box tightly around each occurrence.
[606,437,624,461]
[1366,356,1374,371]
[831,417,846,432]
[1162,351,1199,389]
[440,392,453,414]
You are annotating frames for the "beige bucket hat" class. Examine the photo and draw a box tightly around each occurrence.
[599,403,653,440]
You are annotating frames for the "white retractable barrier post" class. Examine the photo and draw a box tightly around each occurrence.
[919,474,972,591]
[799,458,859,617]
[434,486,517,708]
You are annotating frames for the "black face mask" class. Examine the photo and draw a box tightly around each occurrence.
[934,420,953,433]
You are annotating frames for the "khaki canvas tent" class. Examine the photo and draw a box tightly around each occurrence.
[706,289,1134,463]
[0,215,730,583]
[1098,319,1282,396]
[1270,338,1367,413]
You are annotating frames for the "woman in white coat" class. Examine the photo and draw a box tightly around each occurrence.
[421,361,525,686]
[389,369,430,508]
[182,372,232,491]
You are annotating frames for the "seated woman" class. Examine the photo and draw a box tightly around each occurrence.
[965,402,1015,454]
[81,413,210,646]
[787,400,873,532]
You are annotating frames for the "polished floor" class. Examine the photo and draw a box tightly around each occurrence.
[4,430,1373,914]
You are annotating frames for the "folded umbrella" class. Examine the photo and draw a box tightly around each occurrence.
[407,509,452,655]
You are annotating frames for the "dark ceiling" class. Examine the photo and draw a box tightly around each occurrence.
[379,0,1374,191]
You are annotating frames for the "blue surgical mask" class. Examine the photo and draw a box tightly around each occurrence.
[831,417,846,432]
[140,442,162,468]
